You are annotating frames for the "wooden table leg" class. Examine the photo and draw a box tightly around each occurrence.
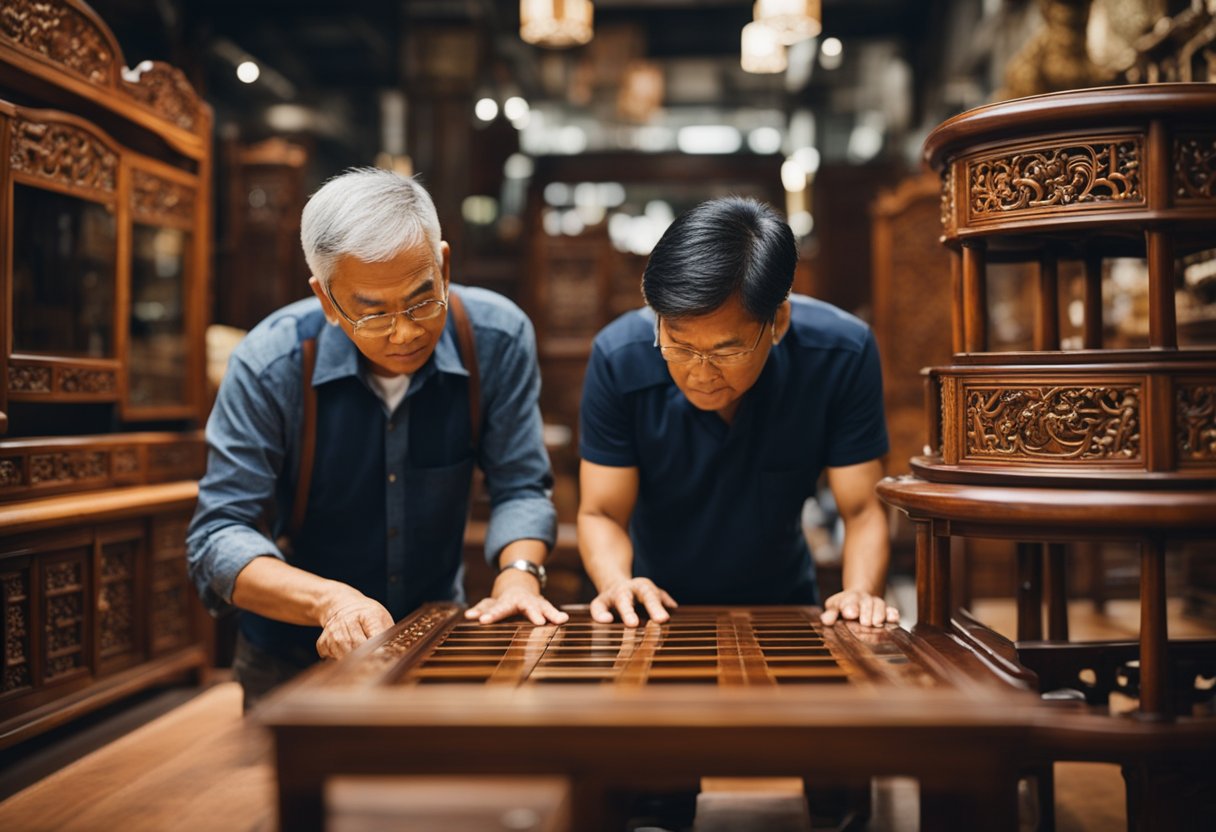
[1045,543,1069,641]
[1016,542,1043,641]
[915,520,931,626]
[930,531,951,628]
[1139,539,1171,719]
[275,743,325,832]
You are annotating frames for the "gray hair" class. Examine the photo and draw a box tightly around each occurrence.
[300,167,443,288]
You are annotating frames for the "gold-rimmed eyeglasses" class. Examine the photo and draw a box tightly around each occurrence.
[654,316,773,367]
[325,281,448,339]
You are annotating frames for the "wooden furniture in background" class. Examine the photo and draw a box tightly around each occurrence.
[261,603,1050,832]
[0,0,211,748]
[879,82,1216,828]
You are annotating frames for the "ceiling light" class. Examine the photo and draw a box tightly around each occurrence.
[236,61,260,84]
[740,22,786,74]
[820,36,842,57]
[474,98,498,122]
[677,125,743,155]
[748,126,783,154]
[520,0,594,49]
[504,96,530,123]
[753,0,822,45]
[781,159,806,192]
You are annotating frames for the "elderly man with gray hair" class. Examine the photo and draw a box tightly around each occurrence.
[188,168,565,709]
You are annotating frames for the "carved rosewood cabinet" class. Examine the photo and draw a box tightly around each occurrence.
[0,0,211,746]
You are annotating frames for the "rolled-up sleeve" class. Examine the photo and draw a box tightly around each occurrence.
[186,351,292,614]
[478,314,557,565]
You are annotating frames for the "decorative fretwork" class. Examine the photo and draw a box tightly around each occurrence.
[45,653,82,679]
[8,365,51,393]
[112,448,140,475]
[337,604,459,686]
[121,63,200,131]
[150,560,187,652]
[131,168,196,224]
[148,443,197,475]
[968,138,1142,218]
[964,385,1141,461]
[47,593,83,653]
[44,559,82,591]
[1174,135,1216,202]
[1177,383,1216,462]
[29,451,108,486]
[0,0,114,85]
[99,581,134,656]
[0,458,22,488]
[59,367,117,394]
[3,570,31,692]
[940,165,954,232]
[10,117,117,193]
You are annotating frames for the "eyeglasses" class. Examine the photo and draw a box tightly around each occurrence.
[655,316,773,367]
[325,280,448,339]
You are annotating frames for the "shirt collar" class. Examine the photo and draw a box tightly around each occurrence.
[309,315,469,387]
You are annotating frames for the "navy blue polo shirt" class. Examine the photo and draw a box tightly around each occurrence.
[578,295,888,605]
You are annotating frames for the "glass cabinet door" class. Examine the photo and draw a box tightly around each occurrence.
[127,224,190,410]
[12,184,117,357]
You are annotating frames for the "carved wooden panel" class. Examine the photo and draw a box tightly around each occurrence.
[148,512,190,656]
[120,63,200,132]
[7,365,51,395]
[130,168,195,226]
[7,360,119,401]
[1174,134,1216,203]
[9,115,118,196]
[98,539,137,664]
[966,136,1143,224]
[0,436,205,501]
[963,384,1142,462]
[29,451,107,489]
[0,0,115,85]
[41,549,89,683]
[1177,381,1216,464]
[2,565,32,695]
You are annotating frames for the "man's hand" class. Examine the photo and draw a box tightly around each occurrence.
[820,589,899,627]
[590,577,677,626]
[315,586,394,659]
[465,568,570,626]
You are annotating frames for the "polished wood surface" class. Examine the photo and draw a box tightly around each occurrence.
[260,604,1044,832]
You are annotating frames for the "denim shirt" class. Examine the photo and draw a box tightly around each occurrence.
[186,286,556,655]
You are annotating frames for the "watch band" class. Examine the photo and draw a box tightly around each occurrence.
[499,559,547,589]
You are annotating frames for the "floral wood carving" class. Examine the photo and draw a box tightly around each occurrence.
[8,365,52,393]
[10,117,117,192]
[44,559,81,591]
[121,62,200,131]
[59,367,117,394]
[4,571,31,690]
[0,0,114,85]
[964,385,1141,461]
[968,138,1142,219]
[29,451,108,485]
[1174,135,1216,202]
[131,168,195,223]
[1177,383,1216,462]
[112,448,140,475]
[940,165,955,233]
[338,605,459,686]
[0,458,22,488]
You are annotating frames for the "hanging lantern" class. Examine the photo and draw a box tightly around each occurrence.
[520,0,594,48]
[753,0,822,45]
[741,21,786,75]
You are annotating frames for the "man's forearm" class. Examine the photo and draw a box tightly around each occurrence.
[231,555,355,627]
[497,538,549,570]
[839,502,890,596]
[577,512,635,591]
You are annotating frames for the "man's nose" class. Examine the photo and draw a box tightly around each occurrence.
[387,314,423,344]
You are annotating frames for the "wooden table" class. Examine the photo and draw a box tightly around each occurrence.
[259,604,1050,832]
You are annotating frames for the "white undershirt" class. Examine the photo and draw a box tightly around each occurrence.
[367,372,412,415]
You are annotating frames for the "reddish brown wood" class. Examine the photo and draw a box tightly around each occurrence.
[1145,230,1178,350]
[1016,543,1044,641]
[1139,540,1170,719]
[930,532,951,628]
[962,241,988,353]
[1083,253,1103,349]
[1035,253,1060,351]
[1045,543,1069,642]
[915,520,932,626]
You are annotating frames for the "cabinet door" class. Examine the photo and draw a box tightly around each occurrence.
[40,543,93,686]
[1,555,34,699]
[148,512,193,656]
[95,523,146,676]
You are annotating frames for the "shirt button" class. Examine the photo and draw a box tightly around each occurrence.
[387,527,398,538]
[388,473,397,483]
[388,573,401,585]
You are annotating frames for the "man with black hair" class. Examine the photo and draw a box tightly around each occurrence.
[578,196,898,628]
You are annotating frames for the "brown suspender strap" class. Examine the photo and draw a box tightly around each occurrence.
[289,337,317,539]
[286,292,480,541]
[449,289,481,451]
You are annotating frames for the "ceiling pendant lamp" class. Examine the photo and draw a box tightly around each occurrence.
[753,0,822,45]
[520,0,594,48]
[740,21,786,74]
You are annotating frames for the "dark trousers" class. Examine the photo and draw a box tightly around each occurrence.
[232,632,316,713]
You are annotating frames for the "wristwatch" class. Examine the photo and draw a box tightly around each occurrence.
[499,559,547,589]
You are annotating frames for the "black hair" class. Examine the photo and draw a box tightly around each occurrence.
[641,196,796,321]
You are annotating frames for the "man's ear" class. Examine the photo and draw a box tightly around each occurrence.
[438,240,452,290]
[773,297,792,344]
[308,276,340,326]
